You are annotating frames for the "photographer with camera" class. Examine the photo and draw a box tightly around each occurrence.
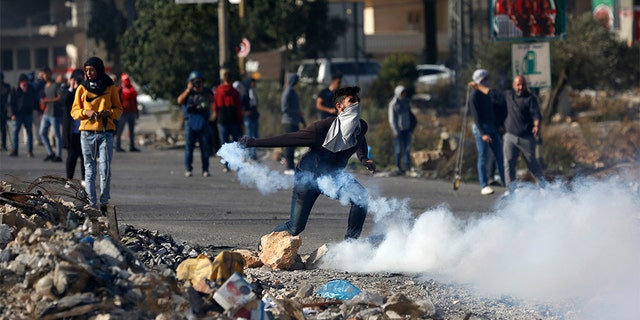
[177,71,214,177]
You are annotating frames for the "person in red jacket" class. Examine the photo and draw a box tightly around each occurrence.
[214,71,243,171]
[115,73,140,152]
[214,72,243,144]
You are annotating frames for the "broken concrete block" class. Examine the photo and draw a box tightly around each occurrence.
[259,231,301,270]
[305,243,329,270]
[234,249,263,268]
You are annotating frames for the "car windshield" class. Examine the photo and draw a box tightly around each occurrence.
[299,63,320,79]
[331,62,380,76]
[418,69,446,77]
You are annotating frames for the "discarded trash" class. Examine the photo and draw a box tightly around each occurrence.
[213,272,256,313]
[316,279,362,300]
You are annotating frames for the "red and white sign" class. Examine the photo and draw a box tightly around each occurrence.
[237,38,251,58]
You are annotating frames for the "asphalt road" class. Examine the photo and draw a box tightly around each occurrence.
[0,115,502,253]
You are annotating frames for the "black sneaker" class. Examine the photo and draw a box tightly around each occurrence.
[129,147,140,152]
[43,154,54,161]
[52,156,63,162]
[115,148,126,152]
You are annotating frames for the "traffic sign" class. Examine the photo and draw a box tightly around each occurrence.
[237,38,251,58]
[511,42,551,89]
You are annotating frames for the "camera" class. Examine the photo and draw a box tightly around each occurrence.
[192,80,202,88]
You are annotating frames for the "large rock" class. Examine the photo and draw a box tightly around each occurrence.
[259,232,301,270]
[234,249,263,268]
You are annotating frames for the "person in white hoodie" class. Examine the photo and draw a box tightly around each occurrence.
[388,85,412,174]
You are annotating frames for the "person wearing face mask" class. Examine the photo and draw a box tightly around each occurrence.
[177,70,213,177]
[470,75,545,195]
[468,69,506,195]
[9,74,40,157]
[71,56,123,212]
[239,86,376,240]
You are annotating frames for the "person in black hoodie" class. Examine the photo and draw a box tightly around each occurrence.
[9,74,39,157]
[62,69,85,180]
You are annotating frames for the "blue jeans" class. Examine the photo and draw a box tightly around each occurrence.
[472,124,505,188]
[40,115,62,157]
[184,122,210,172]
[394,129,412,171]
[81,131,114,207]
[218,122,242,144]
[12,114,33,153]
[115,112,137,150]
[273,171,368,240]
[282,123,299,170]
[244,118,259,160]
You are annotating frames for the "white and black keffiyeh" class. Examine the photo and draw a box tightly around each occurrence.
[322,102,361,152]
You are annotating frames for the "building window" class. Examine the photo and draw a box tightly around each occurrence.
[17,48,30,70]
[53,47,68,68]
[35,47,49,69]
[407,11,421,31]
[1,49,13,71]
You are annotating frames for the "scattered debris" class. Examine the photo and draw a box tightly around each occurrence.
[0,177,575,319]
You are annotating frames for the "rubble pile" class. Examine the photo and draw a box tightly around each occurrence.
[1,178,572,319]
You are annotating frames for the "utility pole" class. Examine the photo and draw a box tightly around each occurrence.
[218,0,229,79]
[448,0,473,107]
[238,0,245,76]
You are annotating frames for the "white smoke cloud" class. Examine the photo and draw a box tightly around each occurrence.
[218,142,640,318]
[324,179,640,319]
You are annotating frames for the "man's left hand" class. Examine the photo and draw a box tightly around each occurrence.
[363,159,376,174]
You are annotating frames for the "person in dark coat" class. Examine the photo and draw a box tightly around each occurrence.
[62,69,85,180]
[9,73,40,157]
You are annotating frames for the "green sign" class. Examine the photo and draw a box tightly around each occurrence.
[512,42,551,88]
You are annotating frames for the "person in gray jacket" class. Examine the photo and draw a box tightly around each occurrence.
[470,75,545,194]
[388,85,412,174]
[281,74,306,175]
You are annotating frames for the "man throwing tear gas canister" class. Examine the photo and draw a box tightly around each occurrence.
[239,86,376,240]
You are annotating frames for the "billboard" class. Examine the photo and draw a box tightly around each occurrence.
[491,0,567,41]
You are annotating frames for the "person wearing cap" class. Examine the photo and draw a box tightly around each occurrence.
[9,73,40,157]
[177,70,213,177]
[115,73,140,152]
[469,69,506,195]
[388,85,413,175]
[316,73,342,119]
[71,56,123,212]
[470,75,545,195]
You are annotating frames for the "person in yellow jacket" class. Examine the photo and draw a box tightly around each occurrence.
[71,57,123,212]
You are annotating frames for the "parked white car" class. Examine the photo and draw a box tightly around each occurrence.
[297,58,381,90]
[136,92,172,114]
[416,64,455,88]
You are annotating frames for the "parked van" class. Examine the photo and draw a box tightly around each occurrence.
[297,58,381,90]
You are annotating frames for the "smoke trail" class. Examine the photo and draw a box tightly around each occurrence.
[217,142,293,194]
[218,143,370,207]
[323,179,640,319]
